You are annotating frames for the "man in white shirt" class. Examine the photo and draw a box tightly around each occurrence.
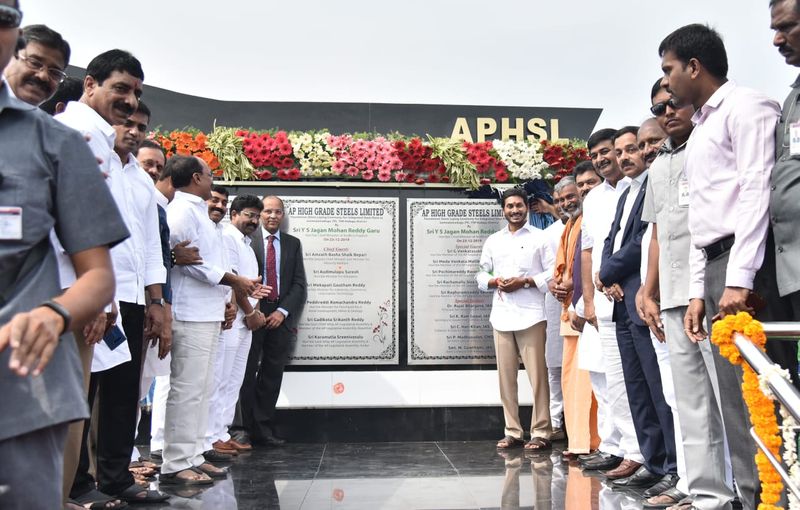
[205,195,267,457]
[159,155,268,486]
[476,188,554,451]
[578,129,642,476]
[660,24,784,510]
[56,50,171,505]
[596,127,677,491]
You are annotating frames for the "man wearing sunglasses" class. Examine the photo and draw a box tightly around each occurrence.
[639,80,734,510]
[3,24,68,106]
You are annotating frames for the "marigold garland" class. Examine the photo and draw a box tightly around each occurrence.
[711,312,784,509]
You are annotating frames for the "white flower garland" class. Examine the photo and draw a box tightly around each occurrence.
[492,140,549,181]
[288,132,337,177]
[758,366,800,509]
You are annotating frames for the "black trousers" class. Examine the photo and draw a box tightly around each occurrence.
[615,305,677,477]
[71,302,146,497]
[231,302,293,440]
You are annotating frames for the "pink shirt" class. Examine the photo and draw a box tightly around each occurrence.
[685,81,780,299]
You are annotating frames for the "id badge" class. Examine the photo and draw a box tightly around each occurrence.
[791,122,800,156]
[678,178,690,208]
[0,207,22,240]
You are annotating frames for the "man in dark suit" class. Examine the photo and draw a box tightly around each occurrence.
[595,126,677,491]
[230,195,307,447]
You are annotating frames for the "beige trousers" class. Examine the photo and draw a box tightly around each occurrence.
[62,333,93,503]
[494,321,552,440]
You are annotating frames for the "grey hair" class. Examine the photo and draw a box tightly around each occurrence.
[553,176,577,194]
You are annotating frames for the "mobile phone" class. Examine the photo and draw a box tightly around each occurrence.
[103,325,127,351]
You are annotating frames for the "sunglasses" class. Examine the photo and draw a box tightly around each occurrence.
[650,98,681,117]
[0,5,22,29]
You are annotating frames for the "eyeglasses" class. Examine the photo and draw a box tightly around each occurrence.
[15,54,67,83]
[240,211,260,219]
[0,5,22,29]
[650,98,681,117]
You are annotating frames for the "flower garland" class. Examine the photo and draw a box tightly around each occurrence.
[152,127,590,187]
[758,366,800,510]
[206,126,255,181]
[492,139,548,181]
[711,312,784,509]
[153,129,221,176]
[289,131,336,178]
[780,405,800,510]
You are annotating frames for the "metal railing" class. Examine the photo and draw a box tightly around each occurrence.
[735,322,800,500]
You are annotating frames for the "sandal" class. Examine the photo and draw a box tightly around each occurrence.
[524,437,552,450]
[196,462,228,479]
[158,467,214,486]
[115,483,170,503]
[496,435,524,449]
[71,489,128,509]
[644,487,688,509]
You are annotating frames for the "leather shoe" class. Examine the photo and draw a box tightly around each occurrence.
[611,465,661,488]
[643,473,680,498]
[203,449,234,463]
[582,453,623,471]
[602,459,642,479]
[212,440,239,456]
[255,435,286,447]
[224,438,253,451]
[577,451,604,465]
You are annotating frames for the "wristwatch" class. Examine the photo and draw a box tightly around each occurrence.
[149,298,165,307]
[523,278,531,289]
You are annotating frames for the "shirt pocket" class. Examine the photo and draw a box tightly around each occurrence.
[515,243,536,274]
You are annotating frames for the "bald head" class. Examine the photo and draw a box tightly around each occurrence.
[638,118,667,169]
[260,195,285,234]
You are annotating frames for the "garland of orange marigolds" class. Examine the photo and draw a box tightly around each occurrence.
[711,312,783,509]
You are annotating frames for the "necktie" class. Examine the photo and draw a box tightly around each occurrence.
[266,235,279,301]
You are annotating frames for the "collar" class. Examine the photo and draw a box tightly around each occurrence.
[602,175,631,192]
[174,190,204,204]
[630,169,649,186]
[225,223,251,245]
[692,80,735,125]
[264,228,281,241]
[792,73,800,89]
[61,101,116,149]
[0,80,36,113]
[658,137,688,155]
[155,189,169,208]
[502,223,533,236]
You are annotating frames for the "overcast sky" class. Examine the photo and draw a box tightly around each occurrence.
[23,0,797,130]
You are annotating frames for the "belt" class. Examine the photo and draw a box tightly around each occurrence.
[701,235,735,261]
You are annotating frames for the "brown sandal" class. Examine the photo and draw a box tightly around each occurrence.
[524,437,552,450]
[496,435,524,449]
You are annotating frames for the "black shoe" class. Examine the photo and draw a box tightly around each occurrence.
[611,465,662,488]
[642,473,679,498]
[254,434,286,446]
[577,451,604,466]
[203,449,234,463]
[150,449,162,461]
[581,452,622,471]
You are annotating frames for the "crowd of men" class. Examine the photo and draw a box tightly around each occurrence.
[0,1,308,508]
[478,6,800,509]
[5,0,800,509]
